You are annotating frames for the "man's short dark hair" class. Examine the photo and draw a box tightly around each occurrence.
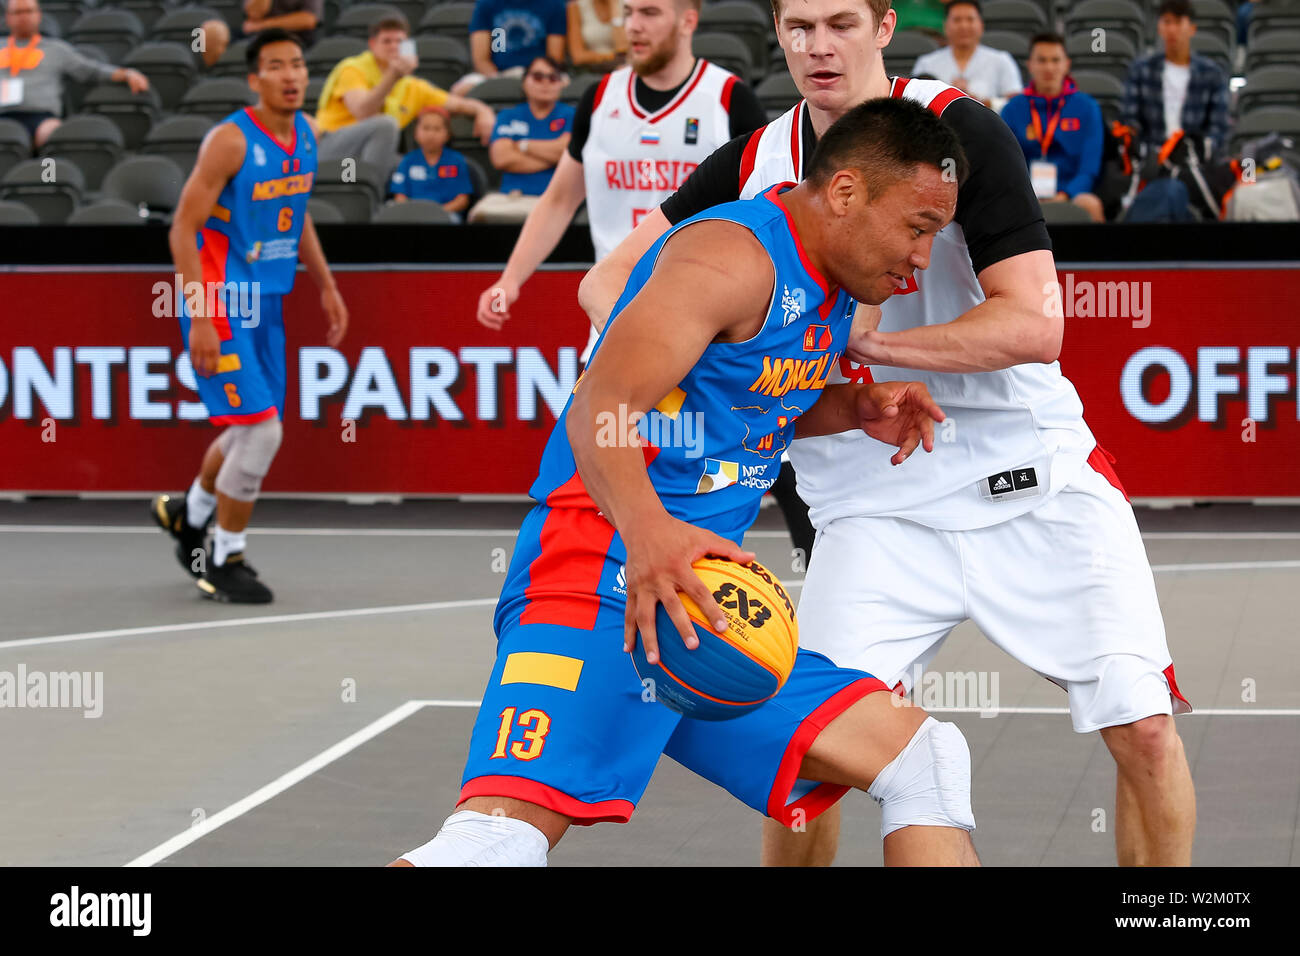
[945,0,983,19]
[246,29,306,71]
[1029,31,1066,55]
[526,55,565,76]
[806,98,969,196]
[370,14,411,38]
[1158,0,1194,21]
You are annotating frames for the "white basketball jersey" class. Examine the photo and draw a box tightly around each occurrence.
[744,78,1097,531]
[583,60,739,261]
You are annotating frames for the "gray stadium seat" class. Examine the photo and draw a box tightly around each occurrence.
[1246,32,1300,73]
[179,78,258,122]
[307,197,346,224]
[313,158,385,222]
[0,199,40,225]
[1247,4,1300,45]
[699,2,772,72]
[67,198,147,224]
[1039,199,1095,223]
[208,39,253,79]
[982,0,1048,37]
[204,0,248,33]
[694,33,755,84]
[1188,0,1237,54]
[414,35,471,90]
[982,30,1031,66]
[335,4,407,40]
[883,30,939,78]
[306,36,368,78]
[463,154,491,202]
[149,6,223,49]
[417,3,476,40]
[466,76,524,113]
[561,72,602,106]
[101,155,186,220]
[82,83,162,150]
[119,1,172,32]
[457,143,497,192]
[1190,32,1232,78]
[141,114,214,177]
[1064,0,1147,59]
[0,158,86,223]
[0,119,33,182]
[1231,107,1300,154]
[69,8,146,63]
[1070,69,1125,125]
[35,1,85,35]
[1065,30,1139,85]
[38,113,125,191]
[1238,66,1300,116]
[64,43,110,116]
[125,41,200,112]
[374,198,455,223]
[755,71,799,120]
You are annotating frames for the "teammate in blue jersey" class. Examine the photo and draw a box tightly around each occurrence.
[151,29,348,604]
[394,99,981,867]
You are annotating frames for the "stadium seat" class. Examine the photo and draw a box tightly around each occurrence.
[694,33,755,84]
[387,1,430,29]
[1039,199,1095,223]
[322,0,343,32]
[118,1,172,32]
[883,30,939,78]
[561,71,602,106]
[374,199,455,223]
[1070,69,1125,126]
[1189,31,1232,78]
[463,154,490,203]
[179,78,258,122]
[149,6,223,51]
[207,39,254,79]
[307,197,346,224]
[141,114,214,177]
[64,43,111,116]
[413,35,471,90]
[0,199,40,225]
[982,30,1031,67]
[457,143,498,192]
[306,36,368,77]
[125,41,200,112]
[1064,0,1147,59]
[33,9,63,38]
[1189,0,1236,54]
[1231,107,1300,155]
[101,155,186,220]
[0,119,31,182]
[1065,30,1139,85]
[1245,31,1300,73]
[69,8,146,63]
[0,158,86,223]
[335,4,407,40]
[981,0,1048,38]
[304,76,327,114]
[204,0,247,33]
[417,3,476,40]
[67,198,147,224]
[471,76,526,113]
[82,83,162,150]
[755,70,799,119]
[313,158,385,222]
[1238,66,1300,116]
[38,114,125,192]
[1247,4,1300,45]
[699,2,772,72]
[35,1,86,35]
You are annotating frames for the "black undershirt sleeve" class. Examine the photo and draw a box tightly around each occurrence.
[943,97,1052,276]
[726,81,768,139]
[659,132,751,224]
[567,81,599,162]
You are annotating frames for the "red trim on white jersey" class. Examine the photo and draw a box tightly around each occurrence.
[720,74,737,112]
[889,75,970,116]
[627,58,708,123]
[591,72,612,110]
[738,126,763,193]
[789,101,804,181]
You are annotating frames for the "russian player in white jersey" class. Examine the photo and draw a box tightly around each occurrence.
[581,0,1196,867]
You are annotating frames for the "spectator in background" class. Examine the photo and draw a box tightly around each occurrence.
[469,55,574,223]
[1002,33,1105,221]
[568,0,627,70]
[199,18,231,68]
[316,15,494,179]
[390,106,473,220]
[242,0,323,48]
[1121,0,1229,157]
[0,0,150,150]
[451,0,567,95]
[912,0,1021,111]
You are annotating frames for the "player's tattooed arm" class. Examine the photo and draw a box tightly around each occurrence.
[297,211,348,348]
[795,382,945,466]
[566,220,763,663]
[168,122,246,376]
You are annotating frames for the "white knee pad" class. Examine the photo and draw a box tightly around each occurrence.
[214,417,282,501]
[400,810,549,867]
[867,716,975,839]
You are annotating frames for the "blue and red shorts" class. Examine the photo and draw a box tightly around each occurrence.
[179,290,285,425]
[460,505,889,825]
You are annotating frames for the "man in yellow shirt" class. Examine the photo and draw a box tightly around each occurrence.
[316,14,495,178]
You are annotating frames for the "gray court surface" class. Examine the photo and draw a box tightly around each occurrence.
[1,497,1298,867]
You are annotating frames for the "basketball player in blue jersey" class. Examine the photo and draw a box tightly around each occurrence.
[151,29,348,604]
[393,99,979,867]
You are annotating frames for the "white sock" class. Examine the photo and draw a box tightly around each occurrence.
[400,810,549,867]
[213,525,246,566]
[186,479,216,528]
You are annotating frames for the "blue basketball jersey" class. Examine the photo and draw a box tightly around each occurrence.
[198,107,316,296]
[530,184,855,543]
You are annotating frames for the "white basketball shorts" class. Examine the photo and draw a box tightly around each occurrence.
[796,448,1191,733]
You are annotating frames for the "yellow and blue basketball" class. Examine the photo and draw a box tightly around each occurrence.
[630,557,798,721]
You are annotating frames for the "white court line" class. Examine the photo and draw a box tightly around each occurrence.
[124,695,1300,867]
[6,525,1300,541]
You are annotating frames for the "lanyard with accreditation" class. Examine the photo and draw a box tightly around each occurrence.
[1028,95,1065,198]
[0,33,41,107]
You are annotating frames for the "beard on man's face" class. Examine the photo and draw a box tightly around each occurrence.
[630,26,679,77]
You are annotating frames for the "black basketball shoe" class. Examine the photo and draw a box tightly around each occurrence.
[151,493,208,579]
[197,553,273,604]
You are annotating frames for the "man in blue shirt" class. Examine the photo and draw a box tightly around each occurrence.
[452,0,568,95]
[390,107,474,220]
[469,56,575,223]
[1001,33,1105,222]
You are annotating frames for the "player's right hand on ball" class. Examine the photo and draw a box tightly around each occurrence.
[188,319,220,376]
[476,279,519,330]
[621,515,756,665]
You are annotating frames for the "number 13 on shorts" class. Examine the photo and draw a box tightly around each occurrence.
[490,706,552,761]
